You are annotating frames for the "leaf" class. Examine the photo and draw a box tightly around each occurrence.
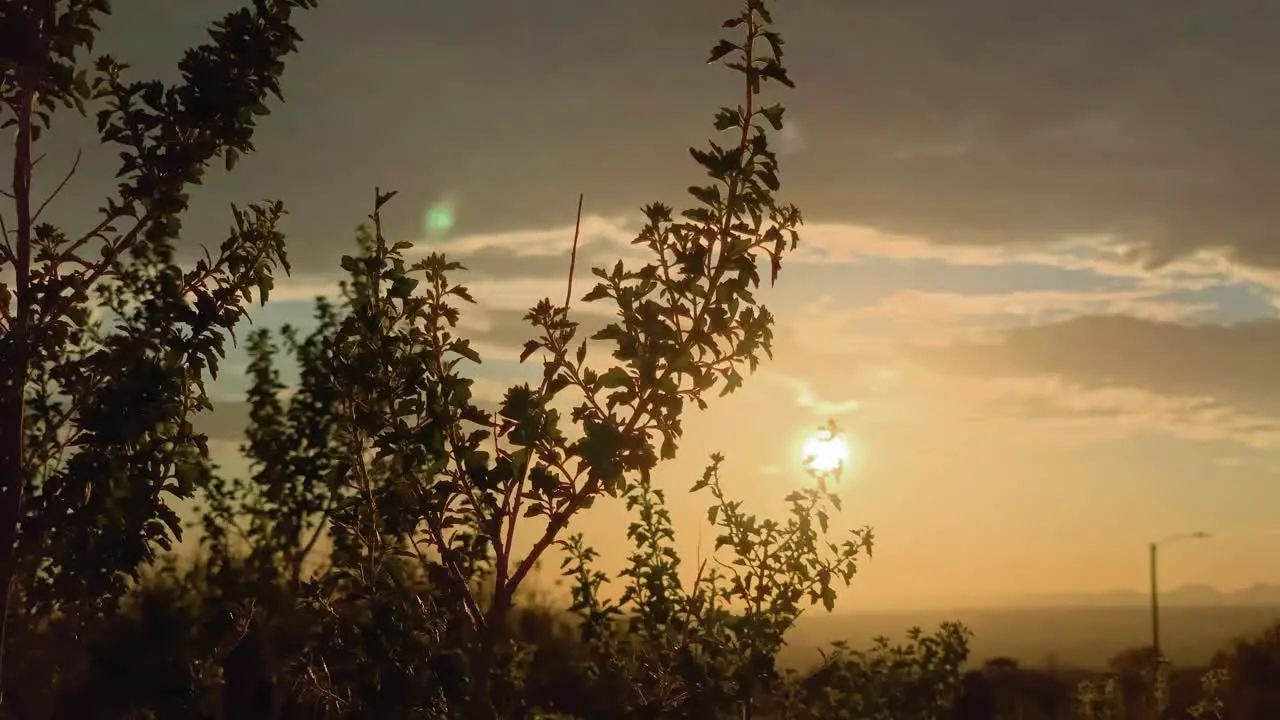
[454,339,481,364]
[530,465,559,495]
[689,184,721,208]
[707,39,739,64]
[256,273,274,304]
[519,339,542,363]
[388,275,418,298]
[760,103,785,131]
[713,108,740,131]
[173,461,204,495]
[758,58,796,89]
[599,367,629,389]
[375,188,399,209]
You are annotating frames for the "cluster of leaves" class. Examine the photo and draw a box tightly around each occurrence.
[0,0,320,703]
[541,443,958,719]
[201,299,343,589]
[777,623,973,720]
[1073,649,1235,720]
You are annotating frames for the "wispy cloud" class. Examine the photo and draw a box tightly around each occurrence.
[762,373,862,417]
[911,315,1280,416]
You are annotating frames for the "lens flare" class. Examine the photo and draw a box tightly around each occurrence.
[423,198,457,237]
[425,205,454,233]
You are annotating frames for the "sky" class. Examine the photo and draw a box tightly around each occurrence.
[22,0,1280,611]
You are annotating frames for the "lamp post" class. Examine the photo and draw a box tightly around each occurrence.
[1149,531,1211,665]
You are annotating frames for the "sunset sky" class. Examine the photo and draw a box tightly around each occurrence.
[35,0,1280,610]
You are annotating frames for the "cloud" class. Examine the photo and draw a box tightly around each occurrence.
[418,214,638,259]
[752,315,1280,451]
[191,401,251,444]
[799,289,1213,350]
[793,224,1276,302]
[978,377,1280,450]
[788,0,1280,269]
[443,237,623,282]
[458,306,613,360]
[910,315,1280,420]
[197,376,514,446]
[776,116,807,157]
[760,372,862,417]
[861,289,1208,324]
[254,214,646,313]
[258,276,345,303]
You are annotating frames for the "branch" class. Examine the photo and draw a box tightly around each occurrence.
[42,207,158,325]
[410,524,487,634]
[291,493,336,587]
[563,193,584,309]
[31,148,80,223]
[498,192,585,600]
[59,211,120,267]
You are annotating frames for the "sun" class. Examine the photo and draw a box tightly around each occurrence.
[801,425,851,476]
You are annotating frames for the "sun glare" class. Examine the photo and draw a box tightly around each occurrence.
[802,426,851,476]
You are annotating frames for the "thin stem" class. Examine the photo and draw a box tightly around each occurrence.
[563,193,584,309]
[31,148,80,223]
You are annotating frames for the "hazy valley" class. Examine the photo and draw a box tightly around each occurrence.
[784,586,1280,669]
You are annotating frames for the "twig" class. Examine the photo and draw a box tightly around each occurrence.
[563,192,584,309]
[32,148,81,223]
[292,493,337,587]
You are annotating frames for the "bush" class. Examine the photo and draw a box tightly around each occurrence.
[3,1,980,718]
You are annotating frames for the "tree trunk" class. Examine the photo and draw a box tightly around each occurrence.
[0,48,39,708]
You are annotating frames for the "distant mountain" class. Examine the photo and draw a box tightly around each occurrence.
[1000,583,1280,608]
[785,602,1280,670]
[773,584,1280,671]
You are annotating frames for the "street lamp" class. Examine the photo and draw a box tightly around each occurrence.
[1149,530,1212,665]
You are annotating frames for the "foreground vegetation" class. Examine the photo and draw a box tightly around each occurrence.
[1,0,1273,718]
[8,553,1280,718]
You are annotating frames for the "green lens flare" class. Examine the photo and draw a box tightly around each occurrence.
[425,204,454,234]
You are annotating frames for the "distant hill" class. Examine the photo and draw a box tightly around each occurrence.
[997,582,1280,608]
[781,597,1280,671]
